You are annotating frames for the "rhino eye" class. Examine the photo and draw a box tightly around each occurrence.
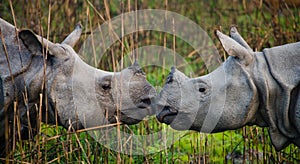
[99,75,112,91]
[102,84,111,90]
[199,87,206,93]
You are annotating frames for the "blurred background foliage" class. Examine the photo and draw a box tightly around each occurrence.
[0,0,300,163]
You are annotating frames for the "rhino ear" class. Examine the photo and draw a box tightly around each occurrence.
[229,26,252,51]
[61,22,82,48]
[215,30,253,66]
[19,30,43,55]
[19,30,65,58]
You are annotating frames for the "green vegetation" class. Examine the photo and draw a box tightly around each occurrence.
[1,0,300,163]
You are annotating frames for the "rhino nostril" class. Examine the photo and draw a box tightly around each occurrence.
[156,106,178,123]
[141,98,151,106]
[135,96,153,109]
[164,106,178,114]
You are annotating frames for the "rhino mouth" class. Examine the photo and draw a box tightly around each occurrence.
[119,113,142,125]
[156,106,178,124]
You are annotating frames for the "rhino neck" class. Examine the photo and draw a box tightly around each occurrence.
[253,48,300,151]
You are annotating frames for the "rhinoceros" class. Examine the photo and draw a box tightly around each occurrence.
[0,18,155,156]
[156,26,300,151]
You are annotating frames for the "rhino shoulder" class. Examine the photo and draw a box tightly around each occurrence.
[262,42,300,150]
[263,42,300,88]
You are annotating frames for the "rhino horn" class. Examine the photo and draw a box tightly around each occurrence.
[170,66,176,74]
[130,60,144,74]
[61,22,82,47]
[19,30,65,58]
[215,30,253,66]
[166,66,180,84]
[229,26,252,51]
[133,59,140,67]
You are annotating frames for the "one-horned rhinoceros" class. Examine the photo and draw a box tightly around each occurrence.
[156,26,300,151]
[0,18,156,156]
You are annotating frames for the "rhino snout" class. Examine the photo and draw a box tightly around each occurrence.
[119,78,157,124]
[135,89,157,115]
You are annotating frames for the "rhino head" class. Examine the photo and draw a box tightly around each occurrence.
[18,28,156,129]
[156,27,300,150]
[156,27,258,132]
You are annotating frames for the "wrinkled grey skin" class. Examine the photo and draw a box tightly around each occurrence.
[0,77,3,110]
[156,26,300,151]
[0,18,155,156]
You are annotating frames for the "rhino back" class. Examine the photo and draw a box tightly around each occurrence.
[0,18,33,80]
